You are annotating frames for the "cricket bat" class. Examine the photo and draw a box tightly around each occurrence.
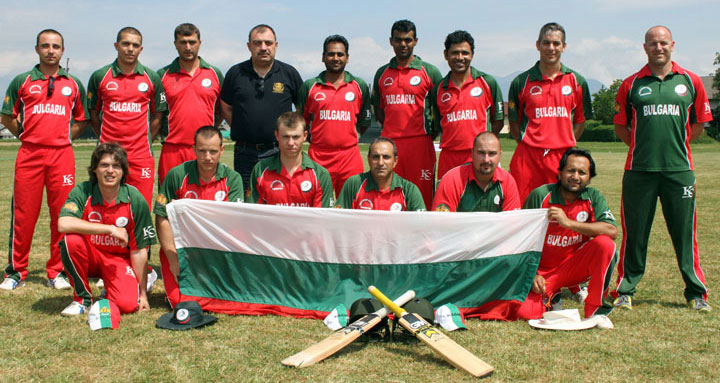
[281,290,416,368]
[368,286,494,378]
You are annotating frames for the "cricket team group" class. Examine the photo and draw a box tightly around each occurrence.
[0,19,711,324]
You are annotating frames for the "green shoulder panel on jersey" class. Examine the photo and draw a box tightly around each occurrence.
[346,71,372,132]
[397,174,426,211]
[523,183,553,209]
[2,70,32,115]
[87,63,114,110]
[371,62,392,112]
[155,161,192,217]
[248,158,267,204]
[67,73,90,121]
[315,162,334,207]
[60,181,95,218]
[142,63,167,113]
[422,59,443,136]
[567,67,593,120]
[584,187,616,225]
[471,67,505,122]
[508,70,531,123]
[336,173,364,209]
[224,165,245,202]
[126,184,158,248]
[297,76,322,117]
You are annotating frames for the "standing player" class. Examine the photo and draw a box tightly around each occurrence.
[508,23,593,203]
[336,138,425,211]
[433,132,520,212]
[612,26,711,312]
[433,30,504,179]
[88,26,166,208]
[518,148,617,320]
[58,143,156,315]
[249,112,333,207]
[297,35,370,195]
[157,23,224,185]
[221,24,302,195]
[372,20,443,208]
[154,126,244,308]
[0,29,88,291]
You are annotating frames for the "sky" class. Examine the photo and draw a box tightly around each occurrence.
[1,0,718,96]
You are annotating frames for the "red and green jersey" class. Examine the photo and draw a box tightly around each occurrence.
[158,57,224,146]
[2,65,88,146]
[433,67,504,150]
[297,71,370,149]
[88,60,167,159]
[524,183,616,271]
[614,62,712,171]
[154,160,244,218]
[371,56,442,138]
[432,164,520,212]
[336,171,426,211]
[60,182,157,254]
[249,152,333,207]
[508,62,592,149]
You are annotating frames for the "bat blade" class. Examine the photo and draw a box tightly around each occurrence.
[368,285,494,378]
[281,290,415,368]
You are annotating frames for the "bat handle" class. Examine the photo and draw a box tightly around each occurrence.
[368,285,407,317]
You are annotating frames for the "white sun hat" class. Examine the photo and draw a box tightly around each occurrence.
[528,309,599,331]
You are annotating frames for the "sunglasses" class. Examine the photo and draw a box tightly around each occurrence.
[255,78,264,97]
[47,76,55,97]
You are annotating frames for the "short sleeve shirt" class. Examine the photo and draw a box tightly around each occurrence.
[336,171,426,211]
[523,183,616,271]
[614,62,712,171]
[158,57,224,146]
[88,60,167,159]
[371,56,443,138]
[2,65,88,146]
[433,67,504,150]
[154,160,244,218]
[60,182,157,254]
[508,62,592,149]
[296,71,370,149]
[220,59,302,144]
[432,164,520,212]
[248,152,333,207]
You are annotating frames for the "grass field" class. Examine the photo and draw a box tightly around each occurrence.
[0,139,718,382]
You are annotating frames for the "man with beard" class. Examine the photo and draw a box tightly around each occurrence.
[433,132,519,212]
[297,35,371,195]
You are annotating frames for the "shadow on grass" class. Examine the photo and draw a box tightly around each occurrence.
[629,298,686,309]
[31,295,69,315]
[25,269,48,286]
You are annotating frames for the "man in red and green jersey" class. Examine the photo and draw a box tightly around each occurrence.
[517,148,617,321]
[88,26,167,208]
[249,112,333,207]
[336,138,425,211]
[612,26,712,312]
[433,30,504,179]
[0,29,89,291]
[154,126,243,308]
[297,35,370,196]
[372,20,443,208]
[433,132,520,212]
[157,23,224,185]
[508,23,593,203]
[58,143,157,316]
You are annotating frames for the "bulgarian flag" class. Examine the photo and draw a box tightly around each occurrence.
[167,200,548,320]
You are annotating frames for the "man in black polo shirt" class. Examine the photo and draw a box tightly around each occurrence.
[220,24,302,195]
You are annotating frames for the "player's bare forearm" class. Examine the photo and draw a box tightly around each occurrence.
[689,123,705,141]
[213,113,224,128]
[531,274,545,294]
[550,207,617,239]
[220,101,232,126]
[491,120,504,136]
[573,122,584,140]
[59,216,125,238]
[131,248,149,310]
[614,124,631,146]
[157,216,180,277]
[374,106,384,125]
[150,112,163,141]
[509,121,521,142]
[89,111,101,137]
[70,120,89,140]
[1,114,21,137]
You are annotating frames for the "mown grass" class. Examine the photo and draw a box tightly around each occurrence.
[0,139,717,382]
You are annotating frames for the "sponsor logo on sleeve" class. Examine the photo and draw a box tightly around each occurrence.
[272,82,285,93]
[435,204,450,212]
[201,78,212,88]
[3,95,9,105]
[62,202,79,213]
[126,266,135,277]
[508,100,515,111]
[603,210,615,221]
[705,102,712,114]
[614,101,621,113]
[143,226,157,239]
[156,194,167,205]
[61,86,72,96]
[494,195,500,205]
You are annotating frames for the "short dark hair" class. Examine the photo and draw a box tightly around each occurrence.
[88,143,129,185]
[391,20,417,39]
[194,125,223,145]
[248,24,276,42]
[444,30,474,53]
[174,23,200,40]
[117,26,142,44]
[276,111,306,131]
[368,137,398,158]
[558,148,596,178]
[323,35,349,55]
[538,22,566,44]
[36,29,64,48]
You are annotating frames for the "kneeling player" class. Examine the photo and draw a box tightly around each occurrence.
[154,125,244,308]
[249,112,333,207]
[58,143,157,316]
[336,137,425,211]
[518,148,617,320]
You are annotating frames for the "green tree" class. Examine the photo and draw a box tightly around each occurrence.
[591,79,622,125]
[713,52,720,94]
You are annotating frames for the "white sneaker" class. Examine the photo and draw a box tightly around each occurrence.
[47,275,72,290]
[571,287,589,304]
[95,279,104,288]
[60,301,88,316]
[0,277,24,291]
[147,268,158,293]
